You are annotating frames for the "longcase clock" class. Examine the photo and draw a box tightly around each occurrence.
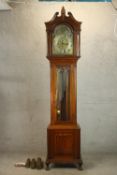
[45,7,82,170]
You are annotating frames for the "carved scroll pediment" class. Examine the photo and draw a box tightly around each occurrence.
[45,6,81,31]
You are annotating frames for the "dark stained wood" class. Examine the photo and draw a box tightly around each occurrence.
[45,7,82,170]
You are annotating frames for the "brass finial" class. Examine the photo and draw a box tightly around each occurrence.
[61,6,66,16]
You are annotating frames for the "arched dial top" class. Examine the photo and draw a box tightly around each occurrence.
[45,7,81,59]
[52,24,73,55]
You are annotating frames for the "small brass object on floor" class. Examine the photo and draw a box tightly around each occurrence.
[36,157,43,169]
[25,158,31,168]
[30,158,36,169]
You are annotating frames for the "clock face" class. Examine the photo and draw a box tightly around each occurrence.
[52,24,73,56]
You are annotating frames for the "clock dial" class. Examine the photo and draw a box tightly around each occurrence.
[52,25,73,55]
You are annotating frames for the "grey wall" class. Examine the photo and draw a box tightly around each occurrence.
[0,1,117,155]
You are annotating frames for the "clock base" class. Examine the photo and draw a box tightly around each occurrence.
[46,124,82,170]
[45,158,83,170]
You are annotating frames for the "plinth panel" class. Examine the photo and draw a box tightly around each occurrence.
[47,127,81,163]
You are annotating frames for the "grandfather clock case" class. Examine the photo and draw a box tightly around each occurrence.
[45,7,82,169]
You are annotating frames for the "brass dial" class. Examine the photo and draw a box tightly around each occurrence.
[52,24,73,55]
